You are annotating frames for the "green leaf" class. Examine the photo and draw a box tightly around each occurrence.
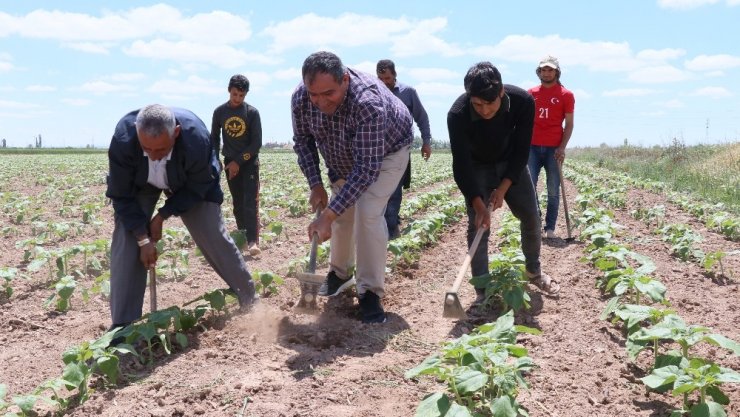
[689,401,727,417]
[705,386,729,406]
[445,402,473,417]
[703,334,740,355]
[96,355,120,385]
[641,365,681,389]
[491,395,517,417]
[13,394,39,412]
[405,355,442,379]
[175,332,188,348]
[62,362,87,390]
[415,392,450,417]
[454,369,488,394]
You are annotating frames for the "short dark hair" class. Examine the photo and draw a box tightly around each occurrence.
[376,59,396,76]
[228,74,250,92]
[463,62,503,102]
[302,51,346,85]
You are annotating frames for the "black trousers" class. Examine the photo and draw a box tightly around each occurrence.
[225,159,260,243]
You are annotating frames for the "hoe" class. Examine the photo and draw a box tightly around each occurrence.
[443,226,485,319]
[295,207,324,311]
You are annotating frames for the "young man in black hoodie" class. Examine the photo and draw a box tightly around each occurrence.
[211,74,263,256]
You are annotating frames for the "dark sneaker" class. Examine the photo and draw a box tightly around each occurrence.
[107,322,132,346]
[234,284,258,310]
[359,291,387,324]
[318,271,356,297]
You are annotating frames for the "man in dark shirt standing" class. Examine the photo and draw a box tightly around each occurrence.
[376,59,432,239]
[211,74,263,256]
[292,51,413,323]
[447,62,559,305]
[106,104,257,329]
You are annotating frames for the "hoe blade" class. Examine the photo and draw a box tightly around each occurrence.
[442,292,467,320]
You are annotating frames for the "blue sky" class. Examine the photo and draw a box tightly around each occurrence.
[1,1,739,148]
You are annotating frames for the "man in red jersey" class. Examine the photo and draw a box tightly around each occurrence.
[528,55,575,239]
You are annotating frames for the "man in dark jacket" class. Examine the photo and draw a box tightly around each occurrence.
[106,104,257,329]
[447,62,559,305]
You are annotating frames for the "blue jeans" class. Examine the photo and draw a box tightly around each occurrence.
[466,163,542,280]
[528,146,560,232]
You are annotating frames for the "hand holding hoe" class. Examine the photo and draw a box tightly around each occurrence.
[295,206,325,311]
[557,160,575,242]
[443,226,486,319]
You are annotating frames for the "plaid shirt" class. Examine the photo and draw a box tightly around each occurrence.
[292,68,413,215]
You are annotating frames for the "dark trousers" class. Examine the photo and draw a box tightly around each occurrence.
[465,163,542,282]
[226,160,260,243]
[109,185,255,325]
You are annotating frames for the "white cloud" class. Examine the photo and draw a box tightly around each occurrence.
[571,88,592,100]
[603,88,655,97]
[261,13,458,56]
[0,61,12,72]
[636,48,685,61]
[79,80,136,94]
[26,85,57,92]
[657,0,720,9]
[628,65,691,83]
[684,54,740,71]
[124,39,275,69]
[0,5,251,44]
[0,99,41,109]
[62,42,112,54]
[61,98,91,106]
[728,0,740,5]
[390,18,462,57]
[471,34,641,72]
[691,86,732,97]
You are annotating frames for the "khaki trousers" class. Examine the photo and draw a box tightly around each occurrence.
[329,146,410,298]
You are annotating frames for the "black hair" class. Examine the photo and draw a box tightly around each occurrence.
[228,74,250,92]
[376,59,396,76]
[302,51,346,85]
[463,62,503,102]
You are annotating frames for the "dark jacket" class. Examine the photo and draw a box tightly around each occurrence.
[447,85,534,204]
[106,107,223,237]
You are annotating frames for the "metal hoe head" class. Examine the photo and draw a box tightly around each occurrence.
[295,272,324,311]
[443,292,467,319]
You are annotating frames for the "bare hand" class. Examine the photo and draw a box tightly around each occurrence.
[472,197,491,230]
[225,161,240,180]
[309,185,329,212]
[421,144,432,161]
[555,147,566,163]
[489,188,506,212]
[139,243,158,269]
[149,214,164,242]
[308,209,335,242]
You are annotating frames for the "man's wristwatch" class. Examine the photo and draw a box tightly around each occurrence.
[137,237,151,247]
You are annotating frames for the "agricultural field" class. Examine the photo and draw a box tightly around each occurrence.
[1,147,739,417]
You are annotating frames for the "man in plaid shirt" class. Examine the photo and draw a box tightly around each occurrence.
[292,51,413,324]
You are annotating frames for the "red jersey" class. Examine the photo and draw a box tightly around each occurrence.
[528,84,575,147]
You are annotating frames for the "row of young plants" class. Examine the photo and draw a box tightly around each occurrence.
[0,288,241,416]
[405,209,538,416]
[567,162,734,279]
[568,168,740,417]
[569,160,739,242]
